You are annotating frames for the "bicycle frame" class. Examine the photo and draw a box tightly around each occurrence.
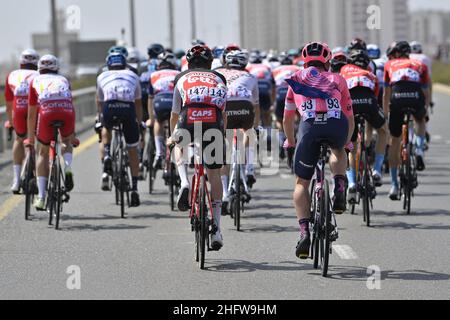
[228,129,250,199]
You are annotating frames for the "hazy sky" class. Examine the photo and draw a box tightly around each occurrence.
[0,0,449,63]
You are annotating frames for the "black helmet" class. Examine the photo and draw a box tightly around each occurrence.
[157,52,177,70]
[186,45,213,65]
[278,52,293,65]
[147,43,165,59]
[349,50,370,69]
[349,38,367,51]
[393,41,411,57]
[191,39,206,46]
[249,52,263,64]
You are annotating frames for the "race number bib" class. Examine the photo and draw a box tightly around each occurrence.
[301,99,317,121]
[326,98,341,119]
[391,68,420,83]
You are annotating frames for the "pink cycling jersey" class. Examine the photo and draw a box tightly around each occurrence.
[284,69,353,120]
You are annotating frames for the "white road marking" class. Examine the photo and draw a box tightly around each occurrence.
[432,135,442,141]
[333,245,359,260]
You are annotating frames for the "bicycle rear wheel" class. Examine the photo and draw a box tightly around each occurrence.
[147,138,156,194]
[321,180,331,277]
[310,180,320,269]
[48,160,57,226]
[363,154,371,227]
[170,163,175,211]
[119,149,126,219]
[199,175,207,270]
[233,165,241,231]
[24,155,35,221]
[54,161,63,230]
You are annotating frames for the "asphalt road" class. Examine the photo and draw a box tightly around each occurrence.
[0,91,449,300]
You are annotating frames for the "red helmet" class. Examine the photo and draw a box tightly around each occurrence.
[301,42,332,64]
[186,45,214,64]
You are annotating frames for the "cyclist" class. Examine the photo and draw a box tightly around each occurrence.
[148,52,180,170]
[283,42,354,259]
[4,49,40,194]
[97,46,138,76]
[127,47,142,70]
[97,53,143,207]
[216,50,260,209]
[181,40,207,72]
[273,53,301,159]
[27,55,76,210]
[246,51,276,139]
[348,38,377,74]
[212,46,225,70]
[168,45,228,250]
[384,41,431,200]
[340,50,387,201]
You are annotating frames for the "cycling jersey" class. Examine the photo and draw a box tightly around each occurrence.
[410,53,432,77]
[173,68,228,170]
[211,58,222,70]
[340,64,379,96]
[97,64,138,77]
[29,74,75,145]
[97,69,142,147]
[180,56,189,72]
[384,58,430,87]
[273,65,301,88]
[247,63,275,111]
[139,59,159,121]
[150,69,180,122]
[284,68,353,120]
[5,69,39,137]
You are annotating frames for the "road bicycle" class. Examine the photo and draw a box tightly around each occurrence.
[166,143,181,211]
[22,141,37,221]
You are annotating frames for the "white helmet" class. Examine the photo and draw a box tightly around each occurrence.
[127,47,141,64]
[410,41,423,54]
[225,50,249,69]
[20,49,40,66]
[38,55,59,72]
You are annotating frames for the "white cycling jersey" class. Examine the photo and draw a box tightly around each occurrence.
[97,69,142,103]
[410,53,432,77]
[216,68,259,105]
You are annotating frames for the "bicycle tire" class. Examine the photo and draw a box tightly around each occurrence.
[199,175,207,270]
[55,161,62,230]
[170,163,175,211]
[363,152,371,227]
[48,159,57,226]
[321,180,331,277]
[405,151,413,215]
[234,165,241,231]
[24,155,34,221]
[310,179,320,268]
[119,148,126,219]
[147,137,156,195]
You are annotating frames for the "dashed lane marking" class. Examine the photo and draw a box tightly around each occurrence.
[333,245,359,260]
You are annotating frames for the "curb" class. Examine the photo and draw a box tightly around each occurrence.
[434,83,450,96]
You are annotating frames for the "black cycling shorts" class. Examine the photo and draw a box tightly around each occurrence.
[275,87,289,121]
[177,104,225,170]
[226,101,255,131]
[154,93,173,122]
[103,101,140,147]
[295,114,349,180]
[389,81,426,138]
[350,87,386,142]
[258,81,273,111]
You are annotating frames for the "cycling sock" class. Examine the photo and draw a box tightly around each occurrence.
[212,201,222,230]
[13,165,21,184]
[104,144,111,158]
[177,164,189,188]
[63,153,73,171]
[246,146,255,175]
[416,136,425,156]
[132,177,139,191]
[299,219,310,233]
[374,153,385,175]
[37,176,48,199]
[155,136,165,157]
[390,167,399,188]
[346,168,356,188]
[221,175,229,198]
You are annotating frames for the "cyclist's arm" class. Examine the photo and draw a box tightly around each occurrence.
[252,81,261,128]
[170,87,182,135]
[383,87,391,118]
[340,82,355,145]
[283,87,297,146]
[5,76,14,124]
[134,81,143,123]
[27,84,38,143]
[147,95,155,126]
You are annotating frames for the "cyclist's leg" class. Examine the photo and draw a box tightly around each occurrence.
[153,94,172,169]
[387,103,403,200]
[367,102,387,182]
[34,112,53,209]
[275,89,287,158]
[123,108,141,205]
[153,120,166,169]
[413,101,427,171]
[59,110,76,191]
[346,123,358,202]
[11,108,27,192]
[175,145,190,211]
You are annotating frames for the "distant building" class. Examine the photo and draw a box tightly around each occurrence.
[32,9,79,65]
[239,0,409,51]
[410,11,450,56]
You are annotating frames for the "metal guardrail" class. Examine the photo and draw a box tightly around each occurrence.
[0,86,97,153]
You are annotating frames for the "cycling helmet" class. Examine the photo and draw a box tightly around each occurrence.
[191,39,206,46]
[349,50,370,69]
[225,50,249,69]
[20,49,40,66]
[147,43,165,59]
[38,55,59,72]
[212,46,225,59]
[394,41,411,57]
[367,44,381,59]
[109,46,128,58]
[186,45,214,65]
[349,38,367,51]
[278,52,293,65]
[106,52,127,69]
[267,52,279,62]
[410,41,423,54]
[288,48,300,58]
[332,47,345,56]
[157,52,177,70]
[302,42,332,64]
[127,47,141,64]
[249,52,263,64]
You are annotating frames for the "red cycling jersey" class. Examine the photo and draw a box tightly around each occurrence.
[246,64,274,82]
[272,65,302,88]
[5,69,39,136]
[29,74,75,145]
[340,64,379,96]
[150,69,180,96]
[384,58,430,87]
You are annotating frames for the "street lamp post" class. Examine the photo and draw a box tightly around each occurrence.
[130,0,137,47]
[50,0,59,56]
[190,0,197,41]
[168,0,175,49]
